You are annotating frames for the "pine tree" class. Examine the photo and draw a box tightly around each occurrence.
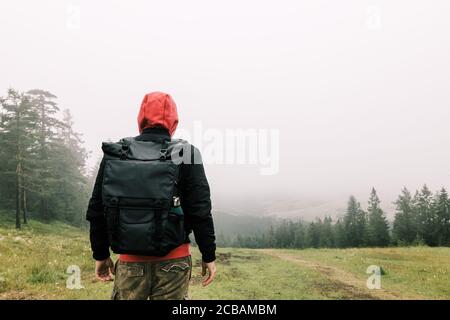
[306,220,321,248]
[367,188,390,247]
[392,187,416,245]
[53,109,89,224]
[433,188,450,246]
[343,196,367,247]
[320,216,334,248]
[267,225,276,247]
[26,89,69,220]
[293,221,306,248]
[333,218,346,248]
[414,185,435,245]
[0,89,38,228]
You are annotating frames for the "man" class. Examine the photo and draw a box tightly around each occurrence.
[86,91,216,300]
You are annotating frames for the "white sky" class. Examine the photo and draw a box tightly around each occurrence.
[1,0,449,216]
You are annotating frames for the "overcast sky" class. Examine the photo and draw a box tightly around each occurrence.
[1,0,449,216]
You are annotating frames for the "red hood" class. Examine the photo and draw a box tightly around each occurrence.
[137,92,179,136]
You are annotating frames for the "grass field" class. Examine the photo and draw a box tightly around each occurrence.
[1,213,450,300]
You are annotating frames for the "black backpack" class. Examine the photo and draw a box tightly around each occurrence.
[101,136,187,256]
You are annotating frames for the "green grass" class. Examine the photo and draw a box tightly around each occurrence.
[272,247,450,299]
[1,211,450,300]
[189,249,332,300]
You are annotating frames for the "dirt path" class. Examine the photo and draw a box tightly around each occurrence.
[260,249,422,300]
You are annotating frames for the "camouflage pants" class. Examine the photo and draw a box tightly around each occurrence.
[111,256,192,300]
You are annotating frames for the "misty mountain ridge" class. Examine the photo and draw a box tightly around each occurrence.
[213,194,397,222]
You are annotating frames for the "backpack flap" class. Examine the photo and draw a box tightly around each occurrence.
[101,137,184,256]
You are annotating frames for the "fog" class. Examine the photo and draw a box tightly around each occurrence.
[1,0,449,218]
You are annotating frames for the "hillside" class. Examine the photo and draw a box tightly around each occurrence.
[0,212,449,300]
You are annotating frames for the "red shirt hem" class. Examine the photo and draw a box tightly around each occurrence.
[119,243,190,263]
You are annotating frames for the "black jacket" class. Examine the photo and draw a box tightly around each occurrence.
[86,127,216,263]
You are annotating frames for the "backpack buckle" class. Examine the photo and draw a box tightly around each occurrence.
[159,139,169,160]
[173,196,181,207]
[159,149,168,160]
[120,140,130,160]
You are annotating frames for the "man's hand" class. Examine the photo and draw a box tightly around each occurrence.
[201,260,216,286]
[95,257,115,282]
